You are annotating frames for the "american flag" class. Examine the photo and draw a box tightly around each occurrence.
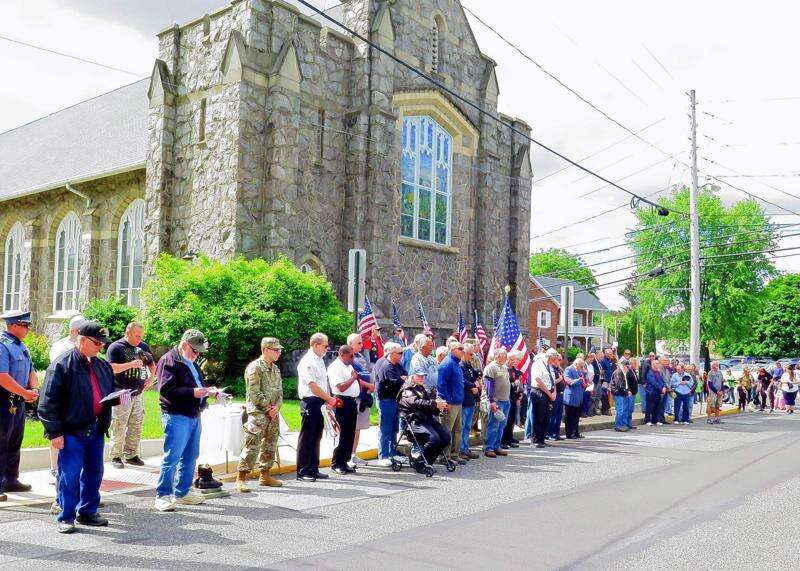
[391,301,406,342]
[474,310,489,354]
[358,297,377,336]
[417,301,433,337]
[119,389,132,406]
[492,297,530,383]
[492,309,498,332]
[457,309,468,343]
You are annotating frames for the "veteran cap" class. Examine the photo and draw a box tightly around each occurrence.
[77,320,111,344]
[181,329,209,353]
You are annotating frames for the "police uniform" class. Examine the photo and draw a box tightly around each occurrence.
[237,338,284,481]
[0,310,35,499]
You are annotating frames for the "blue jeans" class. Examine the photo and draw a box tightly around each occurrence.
[525,395,534,440]
[57,424,105,523]
[663,394,674,415]
[613,395,629,429]
[547,393,564,438]
[378,398,399,459]
[674,393,693,422]
[639,389,647,414]
[156,413,201,499]
[626,395,636,427]
[484,400,510,452]
[460,406,475,453]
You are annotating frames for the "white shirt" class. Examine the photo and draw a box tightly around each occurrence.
[297,349,330,398]
[328,358,359,397]
[585,365,595,383]
[531,357,555,391]
[49,336,75,362]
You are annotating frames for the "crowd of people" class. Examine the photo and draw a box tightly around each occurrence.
[1,308,798,535]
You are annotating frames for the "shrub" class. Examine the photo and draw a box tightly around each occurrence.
[140,254,352,377]
[26,332,50,371]
[82,295,139,341]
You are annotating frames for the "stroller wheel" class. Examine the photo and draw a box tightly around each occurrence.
[391,459,402,472]
[445,460,456,473]
[424,466,435,477]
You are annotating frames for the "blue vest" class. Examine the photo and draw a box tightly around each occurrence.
[0,331,32,393]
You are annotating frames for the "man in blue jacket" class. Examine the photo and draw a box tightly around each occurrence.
[437,342,465,465]
[38,321,115,534]
[596,349,614,415]
[644,361,667,426]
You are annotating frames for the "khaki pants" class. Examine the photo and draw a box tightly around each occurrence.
[109,392,144,460]
[440,404,462,459]
[237,415,280,472]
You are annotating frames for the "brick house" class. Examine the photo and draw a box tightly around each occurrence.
[528,275,609,351]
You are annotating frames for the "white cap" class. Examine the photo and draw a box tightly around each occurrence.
[69,314,85,329]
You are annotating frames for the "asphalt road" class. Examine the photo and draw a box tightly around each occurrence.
[2,411,799,570]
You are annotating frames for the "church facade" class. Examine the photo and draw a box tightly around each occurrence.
[0,0,532,338]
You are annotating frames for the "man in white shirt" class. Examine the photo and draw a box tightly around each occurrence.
[529,348,559,448]
[327,345,362,474]
[296,333,338,482]
[49,315,85,362]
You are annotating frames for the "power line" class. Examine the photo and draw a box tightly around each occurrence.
[577,152,684,198]
[299,1,676,215]
[0,34,146,78]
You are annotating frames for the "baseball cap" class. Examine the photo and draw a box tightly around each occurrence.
[262,337,284,350]
[77,321,111,344]
[69,314,86,329]
[181,329,209,353]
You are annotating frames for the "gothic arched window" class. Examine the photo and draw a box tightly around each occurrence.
[3,223,24,312]
[400,115,452,245]
[117,199,145,306]
[53,212,82,312]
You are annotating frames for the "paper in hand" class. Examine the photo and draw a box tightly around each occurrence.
[101,389,133,404]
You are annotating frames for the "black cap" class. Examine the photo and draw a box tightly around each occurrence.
[77,321,111,344]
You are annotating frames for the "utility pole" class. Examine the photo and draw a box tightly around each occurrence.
[688,90,702,368]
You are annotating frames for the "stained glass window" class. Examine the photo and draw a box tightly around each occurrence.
[54,212,82,312]
[117,199,145,306]
[3,223,24,312]
[400,115,452,245]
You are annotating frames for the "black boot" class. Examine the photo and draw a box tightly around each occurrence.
[193,464,223,489]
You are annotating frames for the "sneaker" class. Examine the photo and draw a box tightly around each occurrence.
[656,422,663,426]
[392,455,407,464]
[374,458,393,467]
[175,491,205,505]
[111,457,124,469]
[50,500,61,515]
[124,456,145,467]
[58,521,76,534]
[76,513,109,527]
[350,455,367,466]
[646,422,654,426]
[154,496,176,512]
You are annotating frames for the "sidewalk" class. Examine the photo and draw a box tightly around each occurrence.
[0,402,739,510]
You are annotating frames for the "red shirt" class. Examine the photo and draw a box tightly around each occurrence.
[88,360,103,417]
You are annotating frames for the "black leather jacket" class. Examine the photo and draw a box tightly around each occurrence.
[38,348,115,439]
[397,381,440,423]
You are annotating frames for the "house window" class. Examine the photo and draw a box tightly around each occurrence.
[537,310,551,328]
[401,115,452,245]
[431,20,440,73]
[117,199,145,306]
[53,212,82,313]
[3,222,24,312]
[573,313,584,327]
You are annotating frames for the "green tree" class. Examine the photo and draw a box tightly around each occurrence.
[745,274,800,357]
[529,248,598,292]
[140,254,352,377]
[630,186,776,360]
[82,296,139,341]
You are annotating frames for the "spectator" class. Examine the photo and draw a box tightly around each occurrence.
[387,326,406,346]
[626,357,639,429]
[659,357,674,421]
[610,358,631,432]
[706,361,725,424]
[397,370,450,472]
[435,346,448,365]
[410,334,438,390]
[153,329,213,509]
[437,341,466,465]
[756,367,771,412]
[737,367,753,412]
[581,352,597,418]
[459,343,481,460]
[782,367,798,414]
[372,342,407,467]
[546,353,566,441]
[48,314,85,362]
[529,349,559,448]
[639,353,655,413]
[296,333,338,482]
[502,351,524,448]
[562,357,586,438]
[481,349,510,457]
[670,364,694,424]
[596,349,614,415]
[38,321,114,533]
[644,360,666,426]
[327,345,363,475]
[347,333,374,468]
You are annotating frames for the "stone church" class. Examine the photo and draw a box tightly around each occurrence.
[0,0,532,338]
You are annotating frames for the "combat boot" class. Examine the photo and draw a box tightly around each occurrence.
[194,464,223,489]
[236,471,251,493]
[259,469,283,487]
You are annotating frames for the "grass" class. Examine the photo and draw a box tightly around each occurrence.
[22,389,379,449]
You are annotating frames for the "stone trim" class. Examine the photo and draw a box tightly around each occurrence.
[398,236,459,255]
[393,90,479,157]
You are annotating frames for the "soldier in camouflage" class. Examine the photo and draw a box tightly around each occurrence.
[236,337,284,492]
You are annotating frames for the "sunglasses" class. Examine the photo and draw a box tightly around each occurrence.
[87,338,104,347]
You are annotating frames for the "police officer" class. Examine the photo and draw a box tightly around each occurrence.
[236,337,285,492]
[0,310,39,502]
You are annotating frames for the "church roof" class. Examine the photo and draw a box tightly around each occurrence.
[530,275,609,311]
[0,79,148,202]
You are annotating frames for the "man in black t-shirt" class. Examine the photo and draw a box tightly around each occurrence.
[106,322,155,469]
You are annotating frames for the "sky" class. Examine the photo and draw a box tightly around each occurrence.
[3,0,800,310]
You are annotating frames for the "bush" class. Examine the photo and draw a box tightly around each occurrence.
[226,375,297,399]
[141,254,352,377]
[82,295,139,341]
[26,332,50,371]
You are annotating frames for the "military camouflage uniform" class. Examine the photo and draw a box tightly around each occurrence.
[237,356,283,472]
